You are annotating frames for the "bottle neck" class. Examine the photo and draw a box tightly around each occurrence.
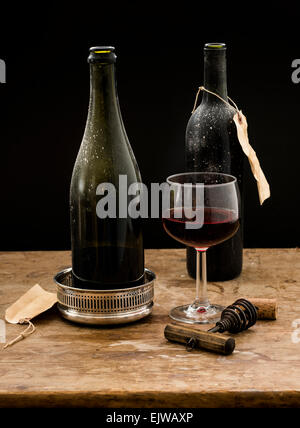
[203,49,228,103]
[88,62,120,121]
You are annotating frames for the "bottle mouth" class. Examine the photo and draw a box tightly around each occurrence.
[204,43,226,50]
[88,46,116,64]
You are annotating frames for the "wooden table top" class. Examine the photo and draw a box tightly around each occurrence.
[0,249,300,408]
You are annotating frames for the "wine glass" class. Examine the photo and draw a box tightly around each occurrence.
[162,172,240,324]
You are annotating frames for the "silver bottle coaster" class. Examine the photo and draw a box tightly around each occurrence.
[54,268,155,325]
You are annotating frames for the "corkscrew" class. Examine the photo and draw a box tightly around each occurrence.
[207,298,257,334]
[164,298,258,355]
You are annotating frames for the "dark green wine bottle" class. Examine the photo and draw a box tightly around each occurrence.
[70,47,144,289]
[186,43,243,281]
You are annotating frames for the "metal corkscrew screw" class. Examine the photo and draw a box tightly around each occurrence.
[207,298,258,334]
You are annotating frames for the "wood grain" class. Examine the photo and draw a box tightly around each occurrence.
[0,249,300,408]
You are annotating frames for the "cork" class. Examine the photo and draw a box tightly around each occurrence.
[246,298,278,320]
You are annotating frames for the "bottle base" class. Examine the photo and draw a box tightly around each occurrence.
[54,267,155,325]
[71,270,146,290]
[169,303,224,325]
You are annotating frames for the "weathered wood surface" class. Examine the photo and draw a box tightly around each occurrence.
[0,249,300,408]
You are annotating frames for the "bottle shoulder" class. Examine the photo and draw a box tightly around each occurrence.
[70,132,141,198]
[186,102,238,144]
[185,100,243,181]
[187,102,236,128]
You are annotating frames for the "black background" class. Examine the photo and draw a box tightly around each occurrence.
[0,2,299,250]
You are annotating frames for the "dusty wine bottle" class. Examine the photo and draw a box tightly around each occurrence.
[70,46,144,289]
[185,43,243,281]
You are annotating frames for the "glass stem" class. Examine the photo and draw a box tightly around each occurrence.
[195,249,209,307]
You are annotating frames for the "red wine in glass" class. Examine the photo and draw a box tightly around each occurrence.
[163,207,239,249]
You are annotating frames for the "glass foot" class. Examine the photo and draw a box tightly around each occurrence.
[169,303,224,324]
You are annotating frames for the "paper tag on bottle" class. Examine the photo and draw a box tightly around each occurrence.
[192,86,271,205]
[233,111,270,205]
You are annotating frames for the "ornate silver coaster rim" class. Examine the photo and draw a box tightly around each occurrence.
[54,267,155,325]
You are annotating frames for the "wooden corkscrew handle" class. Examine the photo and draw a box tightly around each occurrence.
[164,324,235,355]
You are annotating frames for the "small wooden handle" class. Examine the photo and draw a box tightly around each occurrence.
[164,324,235,355]
[246,298,278,320]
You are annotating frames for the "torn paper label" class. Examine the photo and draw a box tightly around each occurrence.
[5,284,57,324]
[233,111,270,205]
